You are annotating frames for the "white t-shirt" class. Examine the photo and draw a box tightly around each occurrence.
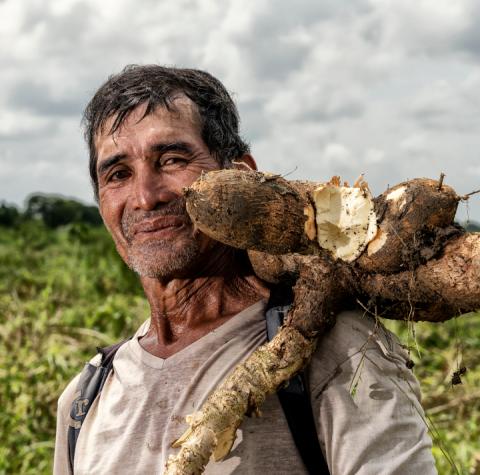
[54,301,436,475]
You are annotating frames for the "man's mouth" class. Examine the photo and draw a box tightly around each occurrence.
[130,216,187,240]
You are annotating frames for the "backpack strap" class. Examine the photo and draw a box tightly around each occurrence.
[266,284,330,475]
[67,339,129,473]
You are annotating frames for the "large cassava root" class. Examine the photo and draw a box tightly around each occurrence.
[165,254,341,474]
[165,327,317,475]
[184,170,319,255]
[248,231,480,323]
[164,169,479,474]
[357,178,459,272]
[185,170,461,272]
[185,170,379,261]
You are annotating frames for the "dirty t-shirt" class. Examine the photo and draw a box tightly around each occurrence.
[54,301,436,475]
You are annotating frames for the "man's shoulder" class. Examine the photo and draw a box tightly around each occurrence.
[308,309,411,392]
[57,354,102,418]
[56,319,149,417]
[316,309,404,357]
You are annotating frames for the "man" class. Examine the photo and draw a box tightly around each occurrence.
[54,65,436,474]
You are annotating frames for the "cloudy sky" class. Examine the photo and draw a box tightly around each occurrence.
[1,0,479,221]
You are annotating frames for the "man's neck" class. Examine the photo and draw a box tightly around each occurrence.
[138,251,270,359]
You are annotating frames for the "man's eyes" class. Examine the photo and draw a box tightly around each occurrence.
[104,157,189,183]
[160,156,188,168]
[108,169,131,182]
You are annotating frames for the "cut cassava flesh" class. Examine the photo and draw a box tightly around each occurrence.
[312,178,377,262]
[165,169,479,474]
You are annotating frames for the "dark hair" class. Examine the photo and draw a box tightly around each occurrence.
[82,65,250,200]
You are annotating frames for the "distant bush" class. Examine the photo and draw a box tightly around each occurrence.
[0,202,21,226]
[24,194,102,228]
[0,194,102,229]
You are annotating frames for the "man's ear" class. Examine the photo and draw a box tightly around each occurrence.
[232,153,258,171]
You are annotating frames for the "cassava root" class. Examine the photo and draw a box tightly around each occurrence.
[164,327,317,474]
[163,169,479,474]
[359,232,480,321]
[184,170,319,255]
[357,178,459,272]
[248,230,480,323]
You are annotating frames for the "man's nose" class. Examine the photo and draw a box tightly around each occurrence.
[132,170,174,211]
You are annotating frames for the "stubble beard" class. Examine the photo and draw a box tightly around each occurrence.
[121,198,202,279]
[126,238,201,279]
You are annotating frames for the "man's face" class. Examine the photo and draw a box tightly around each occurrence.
[95,96,221,279]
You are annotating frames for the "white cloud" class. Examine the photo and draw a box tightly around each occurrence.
[364,148,385,165]
[322,143,354,166]
[0,0,479,222]
[399,133,429,154]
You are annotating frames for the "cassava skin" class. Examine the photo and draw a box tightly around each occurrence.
[247,251,306,284]
[358,232,480,322]
[356,178,460,273]
[184,170,318,255]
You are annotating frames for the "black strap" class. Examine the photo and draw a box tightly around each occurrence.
[67,339,129,473]
[266,286,330,475]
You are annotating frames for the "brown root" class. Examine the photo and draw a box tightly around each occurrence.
[359,232,480,321]
[164,326,316,474]
[250,232,480,324]
[283,254,347,336]
[185,170,379,260]
[357,178,460,273]
[247,251,305,284]
[184,170,317,255]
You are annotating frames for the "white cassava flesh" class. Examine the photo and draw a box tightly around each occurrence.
[164,327,316,475]
[366,228,388,256]
[386,186,407,210]
[312,181,377,262]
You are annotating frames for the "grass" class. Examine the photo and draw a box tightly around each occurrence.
[383,316,480,474]
[0,222,147,474]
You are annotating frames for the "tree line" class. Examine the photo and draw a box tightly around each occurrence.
[0,194,102,228]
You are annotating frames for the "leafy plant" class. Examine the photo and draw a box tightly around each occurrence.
[0,222,147,474]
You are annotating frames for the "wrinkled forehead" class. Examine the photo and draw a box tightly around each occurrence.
[97,93,202,141]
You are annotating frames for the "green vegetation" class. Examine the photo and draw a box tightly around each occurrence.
[0,207,147,474]
[383,317,480,474]
[0,196,479,474]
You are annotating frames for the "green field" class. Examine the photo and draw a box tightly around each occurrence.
[0,214,479,474]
